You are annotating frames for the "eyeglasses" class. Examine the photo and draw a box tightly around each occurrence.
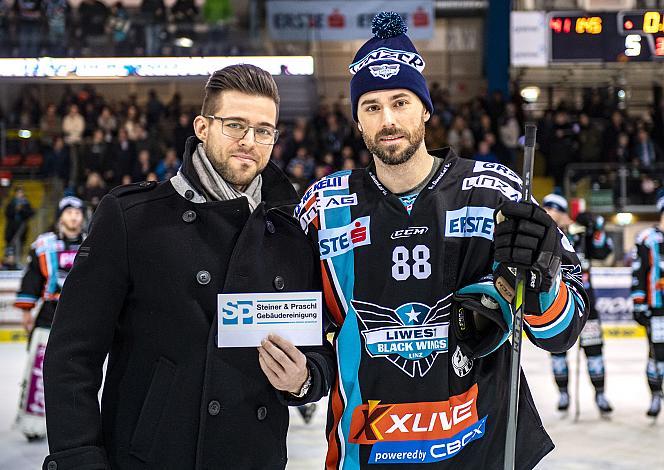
[205,115,279,145]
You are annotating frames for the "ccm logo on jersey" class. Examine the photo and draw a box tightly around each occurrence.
[319,216,371,259]
[391,226,429,239]
[317,193,358,210]
[461,175,521,201]
[445,207,495,241]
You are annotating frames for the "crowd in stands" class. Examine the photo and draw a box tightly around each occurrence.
[2,84,664,215]
[0,0,238,58]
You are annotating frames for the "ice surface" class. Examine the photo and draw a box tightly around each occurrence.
[0,338,661,469]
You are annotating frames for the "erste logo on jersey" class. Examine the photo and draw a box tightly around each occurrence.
[445,206,494,241]
[349,384,488,464]
[352,297,451,378]
[318,216,370,259]
[461,175,521,201]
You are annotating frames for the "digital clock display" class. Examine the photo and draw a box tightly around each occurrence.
[548,11,664,62]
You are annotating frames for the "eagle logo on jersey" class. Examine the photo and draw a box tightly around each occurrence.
[352,295,452,378]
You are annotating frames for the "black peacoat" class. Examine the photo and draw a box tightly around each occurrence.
[42,138,336,470]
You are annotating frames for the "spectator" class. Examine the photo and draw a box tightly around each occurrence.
[498,102,520,168]
[425,114,446,149]
[576,113,602,163]
[14,0,42,57]
[548,110,577,188]
[40,104,62,149]
[97,105,118,142]
[286,146,315,181]
[122,104,144,141]
[447,116,474,158]
[270,143,286,171]
[4,187,34,252]
[82,129,112,183]
[78,0,109,52]
[107,2,131,54]
[112,127,136,184]
[603,110,626,162]
[614,132,632,165]
[131,149,153,182]
[633,128,659,169]
[288,162,308,196]
[43,135,70,187]
[155,148,181,181]
[62,104,85,145]
[473,140,499,163]
[82,171,107,212]
[140,0,166,55]
[145,89,164,128]
[43,0,68,55]
[173,112,192,158]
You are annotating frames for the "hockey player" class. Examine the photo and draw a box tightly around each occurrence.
[631,191,664,418]
[296,12,589,469]
[542,194,613,415]
[14,196,85,441]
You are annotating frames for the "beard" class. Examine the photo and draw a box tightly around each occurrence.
[204,142,259,188]
[363,120,425,166]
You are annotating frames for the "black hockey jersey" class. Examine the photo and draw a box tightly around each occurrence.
[296,149,589,470]
[631,226,664,309]
[15,231,84,324]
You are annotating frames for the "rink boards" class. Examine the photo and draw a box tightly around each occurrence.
[0,268,647,342]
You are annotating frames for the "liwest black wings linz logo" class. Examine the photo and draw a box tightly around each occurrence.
[561,264,583,285]
[351,296,452,378]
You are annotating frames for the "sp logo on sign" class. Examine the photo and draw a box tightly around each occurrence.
[221,300,254,325]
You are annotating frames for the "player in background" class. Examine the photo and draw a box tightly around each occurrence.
[631,191,664,418]
[542,194,614,415]
[13,196,86,441]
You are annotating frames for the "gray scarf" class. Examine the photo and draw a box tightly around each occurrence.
[192,143,262,211]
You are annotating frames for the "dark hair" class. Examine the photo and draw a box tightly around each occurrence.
[201,64,280,120]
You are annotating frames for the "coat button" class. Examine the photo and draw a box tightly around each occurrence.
[185,189,194,200]
[47,462,57,470]
[197,270,211,285]
[273,276,285,291]
[257,406,268,421]
[265,219,275,234]
[182,210,197,223]
[208,400,221,416]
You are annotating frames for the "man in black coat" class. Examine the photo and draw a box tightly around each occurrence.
[42,64,335,470]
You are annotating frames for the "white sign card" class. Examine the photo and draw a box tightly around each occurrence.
[217,292,323,348]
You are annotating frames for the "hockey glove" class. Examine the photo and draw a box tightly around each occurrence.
[493,201,562,315]
[452,279,513,359]
[633,303,652,327]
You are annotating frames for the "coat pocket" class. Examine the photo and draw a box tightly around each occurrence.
[129,356,177,462]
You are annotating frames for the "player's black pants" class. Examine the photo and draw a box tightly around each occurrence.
[646,309,664,394]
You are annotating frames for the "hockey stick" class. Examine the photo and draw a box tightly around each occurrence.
[574,339,581,422]
[503,124,537,470]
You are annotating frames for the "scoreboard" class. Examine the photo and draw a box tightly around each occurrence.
[548,11,664,62]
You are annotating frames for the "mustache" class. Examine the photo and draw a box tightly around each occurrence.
[375,128,409,139]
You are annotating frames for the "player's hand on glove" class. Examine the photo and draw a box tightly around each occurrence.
[632,303,652,327]
[493,201,562,310]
